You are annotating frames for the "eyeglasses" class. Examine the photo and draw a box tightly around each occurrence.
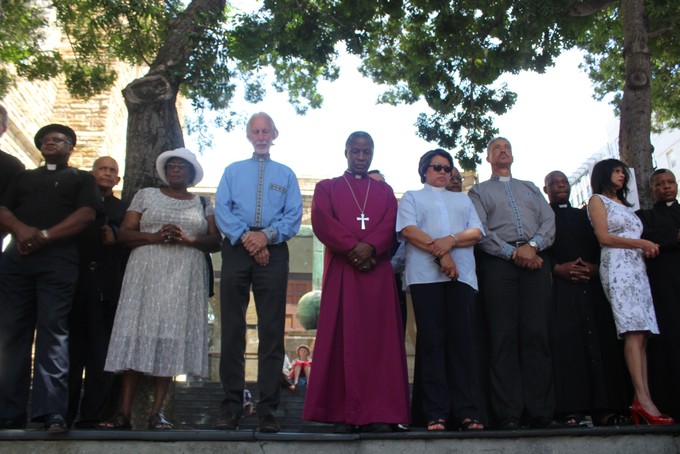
[40,137,72,146]
[450,176,463,181]
[429,164,453,173]
[166,162,192,170]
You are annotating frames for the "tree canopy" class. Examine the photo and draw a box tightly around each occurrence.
[1,0,679,203]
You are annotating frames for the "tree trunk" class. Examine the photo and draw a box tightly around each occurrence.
[121,74,184,203]
[619,0,654,208]
[120,0,226,203]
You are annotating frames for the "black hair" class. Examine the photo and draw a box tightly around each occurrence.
[418,149,453,184]
[345,131,374,150]
[649,168,675,186]
[590,158,632,207]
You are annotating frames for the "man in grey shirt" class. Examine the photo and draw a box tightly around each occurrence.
[469,137,556,430]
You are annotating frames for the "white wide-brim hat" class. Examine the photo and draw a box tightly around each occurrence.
[156,147,204,187]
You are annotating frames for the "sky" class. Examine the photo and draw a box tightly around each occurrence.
[189,48,619,195]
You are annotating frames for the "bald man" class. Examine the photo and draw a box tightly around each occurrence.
[67,157,128,428]
[543,170,629,427]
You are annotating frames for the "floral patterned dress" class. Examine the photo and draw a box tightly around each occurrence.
[105,188,211,377]
[589,194,659,338]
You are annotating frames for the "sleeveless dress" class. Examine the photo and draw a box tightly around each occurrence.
[589,194,659,338]
[105,188,211,377]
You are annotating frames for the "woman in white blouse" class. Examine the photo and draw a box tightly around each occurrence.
[397,149,484,431]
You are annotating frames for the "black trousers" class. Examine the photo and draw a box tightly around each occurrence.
[219,240,289,417]
[477,252,555,426]
[410,280,480,424]
[0,244,78,421]
[67,264,119,424]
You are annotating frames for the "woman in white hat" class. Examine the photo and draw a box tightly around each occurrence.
[100,148,221,430]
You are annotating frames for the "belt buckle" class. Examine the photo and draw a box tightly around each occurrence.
[515,241,527,248]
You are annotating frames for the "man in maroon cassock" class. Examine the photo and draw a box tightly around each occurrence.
[303,131,410,433]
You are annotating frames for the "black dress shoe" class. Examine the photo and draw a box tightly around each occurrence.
[45,414,68,434]
[258,414,280,433]
[0,417,26,430]
[496,420,521,431]
[215,413,240,430]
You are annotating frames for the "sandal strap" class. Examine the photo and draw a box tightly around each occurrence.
[99,412,131,430]
[148,412,173,429]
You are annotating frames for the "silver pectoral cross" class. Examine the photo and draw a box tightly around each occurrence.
[357,212,369,230]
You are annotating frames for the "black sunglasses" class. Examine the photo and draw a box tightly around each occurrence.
[429,164,453,173]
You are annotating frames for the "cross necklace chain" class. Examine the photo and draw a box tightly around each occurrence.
[342,174,371,230]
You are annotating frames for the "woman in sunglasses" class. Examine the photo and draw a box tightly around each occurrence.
[396,149,485,431]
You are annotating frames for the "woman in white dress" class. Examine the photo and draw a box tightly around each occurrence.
[100,148,221,430]
[587,158,673,425]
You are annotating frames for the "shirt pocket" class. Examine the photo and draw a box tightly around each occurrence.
[267,182,288,204]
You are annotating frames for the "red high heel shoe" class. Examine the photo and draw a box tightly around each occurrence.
[629,400,675,426]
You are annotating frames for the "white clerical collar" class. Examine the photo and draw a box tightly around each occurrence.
[558,204,568,208]
[424,183,446,192]
[345,170,365,179]
[46,163,58,171]
[667,201,675,207]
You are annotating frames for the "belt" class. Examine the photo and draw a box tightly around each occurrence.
[510,241,527,248]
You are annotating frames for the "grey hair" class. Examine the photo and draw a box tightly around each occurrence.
[246,112,279,139]
[486,136,511,153]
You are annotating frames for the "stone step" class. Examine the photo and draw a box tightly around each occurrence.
[174,381,326,430]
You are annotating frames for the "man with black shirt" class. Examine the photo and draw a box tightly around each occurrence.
[0,124,100,433]
[544,170,630,426]
[0,105,26,257]
[67,156,128,428]
[637,169,680,420]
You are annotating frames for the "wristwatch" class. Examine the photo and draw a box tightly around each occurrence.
[528,240,538,250]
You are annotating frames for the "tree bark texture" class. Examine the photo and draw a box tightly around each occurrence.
[619,0,654,208]
[121,0,226,204]
[122,74,184,203]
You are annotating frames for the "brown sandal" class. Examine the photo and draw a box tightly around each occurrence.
[98,412,131,430]
[148,412,173,430]
[459,418,484,431]
[426,419,447,431]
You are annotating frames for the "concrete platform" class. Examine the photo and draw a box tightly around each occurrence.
[1,424,679,454]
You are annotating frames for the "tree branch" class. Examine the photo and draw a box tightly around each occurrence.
[567,0,616,17]
[149,0,226,83]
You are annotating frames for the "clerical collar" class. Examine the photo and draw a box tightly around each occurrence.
[655,200,678,208]
[345,170,366,179]
[45,163,68,171]
[424,183,446,192]
[252,152,270,161]
[491,175,511,182]
[550,201,571,209]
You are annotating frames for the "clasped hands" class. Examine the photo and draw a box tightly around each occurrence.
[347,242,376,272]
[15,225,48,255]
[242,231,269,266]
[512,244,542,269]
[553,257,598,283]
[429,236,459,280]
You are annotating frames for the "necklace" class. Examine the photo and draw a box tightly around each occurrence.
[342,174,371,230]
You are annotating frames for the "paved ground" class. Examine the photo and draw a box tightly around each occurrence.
[1,424,679,454]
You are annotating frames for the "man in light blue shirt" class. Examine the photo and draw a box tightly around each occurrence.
[214,112,302,433]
